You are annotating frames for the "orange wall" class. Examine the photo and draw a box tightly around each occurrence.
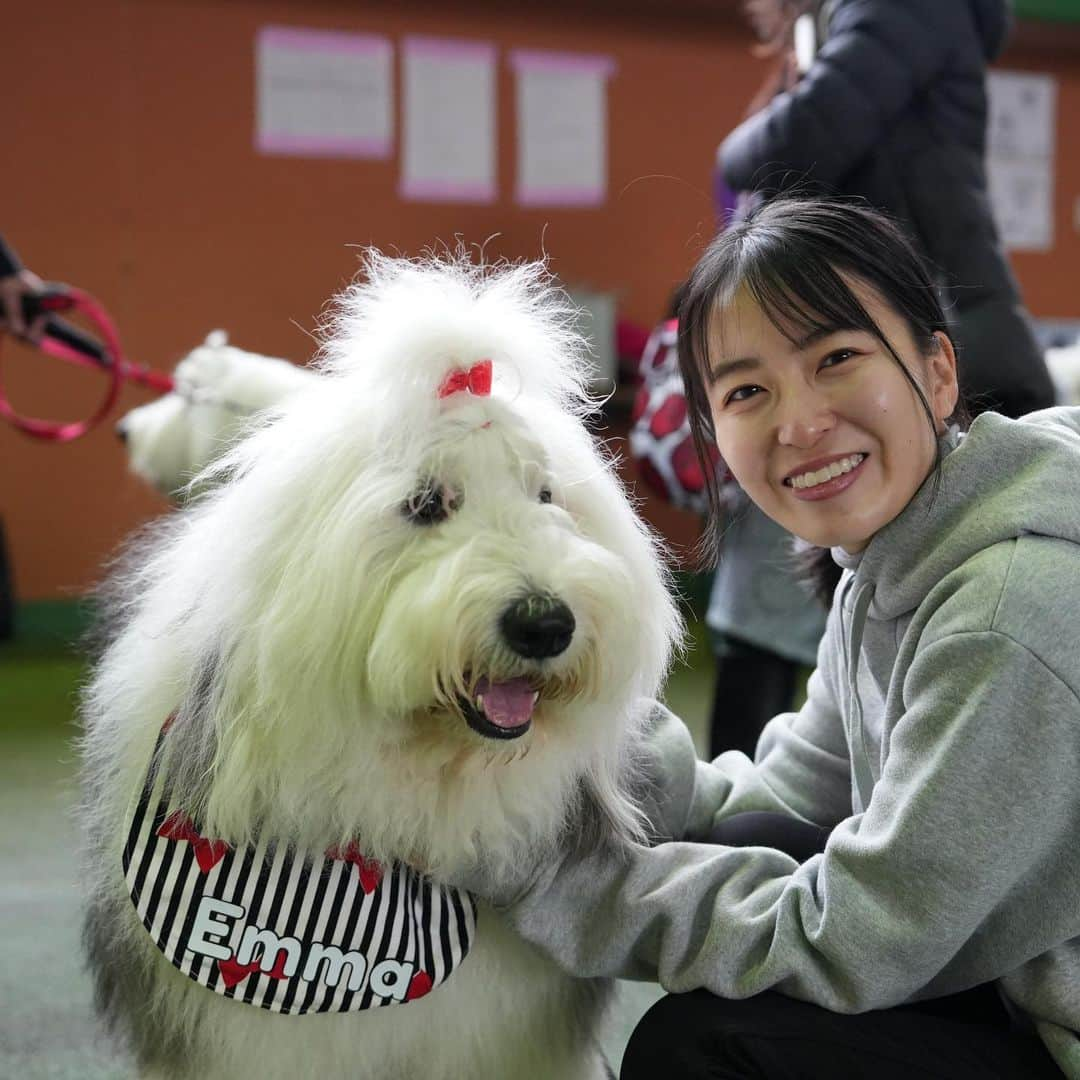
[3,1,1079,600]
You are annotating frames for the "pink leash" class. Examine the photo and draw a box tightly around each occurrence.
[0,285,174,442]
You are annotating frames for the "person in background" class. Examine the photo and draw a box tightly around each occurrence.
[704,486,825,758]
[720,0,1056,420]
[0,232,46,343]
[0,232,47,640]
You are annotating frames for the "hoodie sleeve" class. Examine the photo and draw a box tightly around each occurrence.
[498,621,1080,1010]
[632,668,848,844]
[720,0,964,195]
[637,606,853,845]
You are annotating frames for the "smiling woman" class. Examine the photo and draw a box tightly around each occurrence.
[677,197,965,557]
[480,197,1080,1080]
[706,280,957,553]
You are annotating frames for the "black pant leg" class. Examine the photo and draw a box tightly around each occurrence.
[710,637,799,760]
[621,989,1061,1080]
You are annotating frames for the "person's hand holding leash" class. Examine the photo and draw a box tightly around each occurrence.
[0,267,47,343]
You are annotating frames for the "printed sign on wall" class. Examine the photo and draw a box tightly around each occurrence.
[255,27,393,158]
[400,37,497,203]
[987,71,1057,252]
[510,50,616,208]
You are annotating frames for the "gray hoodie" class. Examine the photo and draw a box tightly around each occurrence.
[492,407,1080,1076]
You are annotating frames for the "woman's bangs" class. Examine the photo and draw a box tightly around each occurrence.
[743,255,875,350]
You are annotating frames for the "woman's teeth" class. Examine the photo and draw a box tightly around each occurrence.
[789,453,867,490]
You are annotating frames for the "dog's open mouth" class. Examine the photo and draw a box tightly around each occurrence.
[458,676,539,740]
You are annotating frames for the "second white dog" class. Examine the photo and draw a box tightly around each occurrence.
[83,252,683,1079]
[116,330,317,500]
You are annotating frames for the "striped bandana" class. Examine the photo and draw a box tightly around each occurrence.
[122,730,477,1014]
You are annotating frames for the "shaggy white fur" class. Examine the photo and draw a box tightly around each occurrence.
[82,251,682,1079]
[116,330,317,500]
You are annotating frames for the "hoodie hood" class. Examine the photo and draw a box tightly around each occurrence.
[850,407,1080,620]
[970,0,1011,60]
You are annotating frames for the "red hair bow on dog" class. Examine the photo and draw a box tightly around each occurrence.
[438,359,492,399]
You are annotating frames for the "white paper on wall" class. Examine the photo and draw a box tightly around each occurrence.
[255,26,393,158]
[987,70,1056,252]
[987,157,1054,255]
[400,37,497,203]
[510,50,616,207]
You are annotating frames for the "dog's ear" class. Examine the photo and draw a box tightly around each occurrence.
[203,329,229,349]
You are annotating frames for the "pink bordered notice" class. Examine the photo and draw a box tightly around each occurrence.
[509,50,616,208]
[255,26,393,159]
[400,36,497,203]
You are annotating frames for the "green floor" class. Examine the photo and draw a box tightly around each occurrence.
[0,636,129,1078]
[0,615,714,1079]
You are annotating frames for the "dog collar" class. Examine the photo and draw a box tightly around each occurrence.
[121,728,477,1015]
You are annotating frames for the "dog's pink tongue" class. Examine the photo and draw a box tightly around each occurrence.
[475,677,536,729]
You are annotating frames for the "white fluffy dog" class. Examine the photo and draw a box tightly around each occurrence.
[116,330,317,500]
[81,253,682,1079]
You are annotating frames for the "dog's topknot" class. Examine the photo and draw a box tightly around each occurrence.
[317,248,596,420]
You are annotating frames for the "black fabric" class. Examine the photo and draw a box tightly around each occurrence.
[0,232,21,278]
[719,0,1055,420]
[969,0,1011,60]
[709,636,800,759]
[621,988,1062,1079]
[707,811,831,865]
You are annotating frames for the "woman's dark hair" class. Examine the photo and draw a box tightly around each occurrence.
[677,195,970,599]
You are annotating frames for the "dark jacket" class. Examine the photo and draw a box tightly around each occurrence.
[719,0,1056,420]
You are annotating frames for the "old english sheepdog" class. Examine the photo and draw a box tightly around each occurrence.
[116,330,317,500]
[81,252,683,1079]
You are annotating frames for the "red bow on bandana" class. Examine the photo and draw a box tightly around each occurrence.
[217,950,290,989]
[157,811,231,873]
[437,359,492,400]
[325,841,384,895]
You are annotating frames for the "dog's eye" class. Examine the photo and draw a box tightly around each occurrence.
[403,481,460,525]
[539,487,553,504]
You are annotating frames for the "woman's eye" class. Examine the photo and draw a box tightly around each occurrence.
[539,487,553,504]
[725,385,762,406]
[820,349,857,369]
[403,481,460,525]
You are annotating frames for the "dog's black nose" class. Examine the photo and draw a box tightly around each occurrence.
[500,595,575,659]
[115,421,128,444]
